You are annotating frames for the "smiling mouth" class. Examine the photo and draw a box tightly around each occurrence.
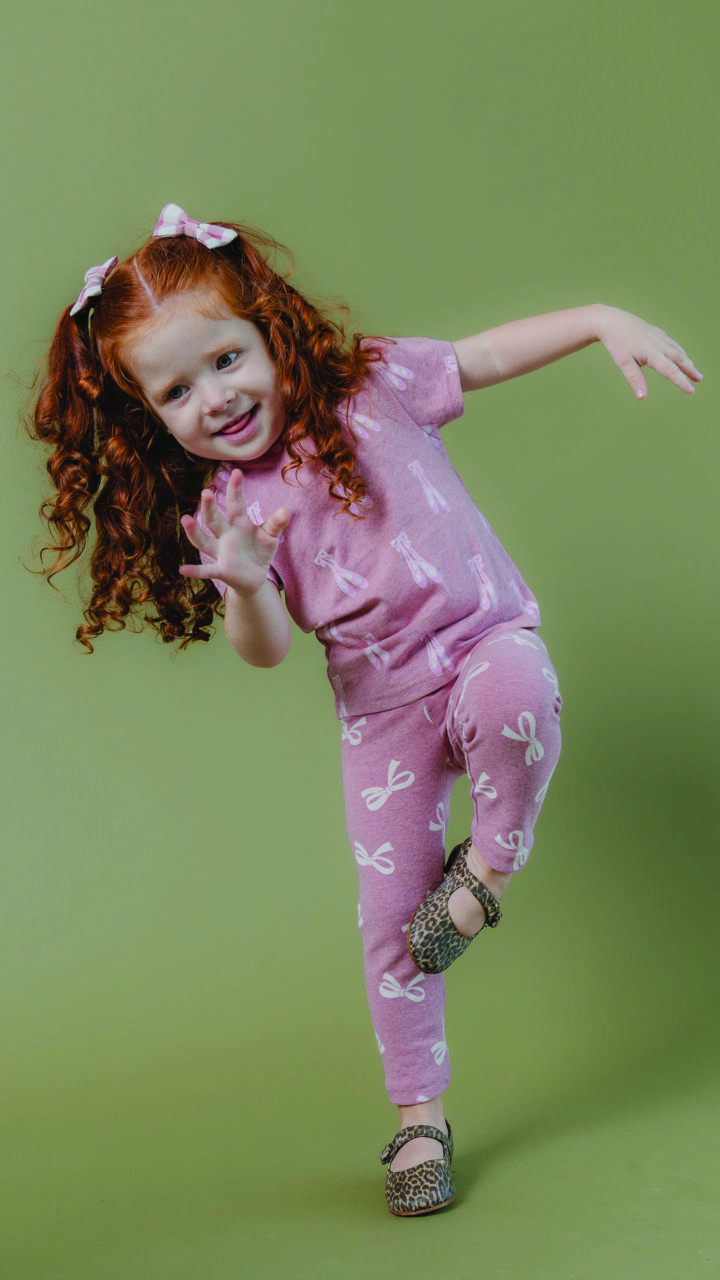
[214,405,258,438]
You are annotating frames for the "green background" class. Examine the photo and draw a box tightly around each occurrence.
[2,1,718,1275]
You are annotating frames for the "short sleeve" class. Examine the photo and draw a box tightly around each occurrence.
[377,337,464,430]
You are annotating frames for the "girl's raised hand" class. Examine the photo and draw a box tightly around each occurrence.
[179,469,291,596]
[597,305,703,400]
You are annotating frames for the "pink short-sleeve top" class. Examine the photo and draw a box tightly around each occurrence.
[200,336,540,717]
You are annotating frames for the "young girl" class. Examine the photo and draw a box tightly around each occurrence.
[28,202,701,1217]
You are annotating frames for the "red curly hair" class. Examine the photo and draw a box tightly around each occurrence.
[27,219,385,650]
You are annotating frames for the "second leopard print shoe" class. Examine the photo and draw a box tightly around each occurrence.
[407,837,503,974]
[381,1122,455,1216]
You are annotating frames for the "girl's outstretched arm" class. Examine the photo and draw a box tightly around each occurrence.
[452,304,702,399]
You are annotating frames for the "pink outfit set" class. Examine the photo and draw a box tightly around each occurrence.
[203,338,562,1105]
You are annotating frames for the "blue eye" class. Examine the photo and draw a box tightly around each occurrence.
[217,351,239,370]
[166,385,187,402]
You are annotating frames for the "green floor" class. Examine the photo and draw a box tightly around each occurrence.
[3,1052,717,1278]
[4,839,718,1280]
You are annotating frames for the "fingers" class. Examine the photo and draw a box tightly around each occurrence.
[225,468,247,521]
[654,352,696,395]
[618,339,703,399]
[263,506,292,538]
[605,313,703,400]
[643,347,701,397]
[664,341,703,387]
[199,487,228,536]
[179,562,216,579]
[180,511,217,554]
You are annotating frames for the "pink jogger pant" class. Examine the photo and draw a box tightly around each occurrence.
[340,624,562,1105]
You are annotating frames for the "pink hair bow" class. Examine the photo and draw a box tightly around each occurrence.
[152,202,237,248]
[69,256,119,317]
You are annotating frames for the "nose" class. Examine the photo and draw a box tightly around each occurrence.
[201,377,235,416]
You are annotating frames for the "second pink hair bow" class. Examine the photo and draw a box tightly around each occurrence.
[69,257,119,317]
[152,202,237,249]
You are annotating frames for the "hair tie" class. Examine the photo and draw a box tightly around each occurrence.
[152,202,237,249]
[69,257,119,317]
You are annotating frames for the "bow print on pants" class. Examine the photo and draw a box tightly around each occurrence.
[314,550,368,597]
[361,759,416,810]
[474,772,498,799]
[429,802,447,839]
[391,532,442,588]
[408,460,450,513]
[487,630,541,649]
[502,712,545,765]
[495,828,529,871]
[341,716,367,746]
[354,841,396,875]
[379,972,426,1001]
[535,763,558,805]
[431,1039,448,1065]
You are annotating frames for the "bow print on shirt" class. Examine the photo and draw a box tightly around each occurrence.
[468,554,499,613]
[245,500,286,543]
[391,533,442,588]
[351,413,382,439]
[508,577,541,623]
[501,712,545,765]
[408,460,450,513]
[314,550,368,597]
[381,362,414,391]
[361,759,415,810]
[335,483,373,515]
[424,631,454,676]
[363,633,391,670]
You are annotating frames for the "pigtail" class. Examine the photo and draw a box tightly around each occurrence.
[27,308,103,581]
[248,274,386,516]
[78,396,217,650]
[27,306,219,652]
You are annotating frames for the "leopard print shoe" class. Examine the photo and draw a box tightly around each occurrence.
[407,837,503,974]
[381,1122,455,1216]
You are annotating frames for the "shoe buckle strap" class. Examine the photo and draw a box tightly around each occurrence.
[380,1123,450,1165]
[451,838,503,928]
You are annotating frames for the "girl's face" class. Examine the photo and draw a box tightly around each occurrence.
[123,291,286,461]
